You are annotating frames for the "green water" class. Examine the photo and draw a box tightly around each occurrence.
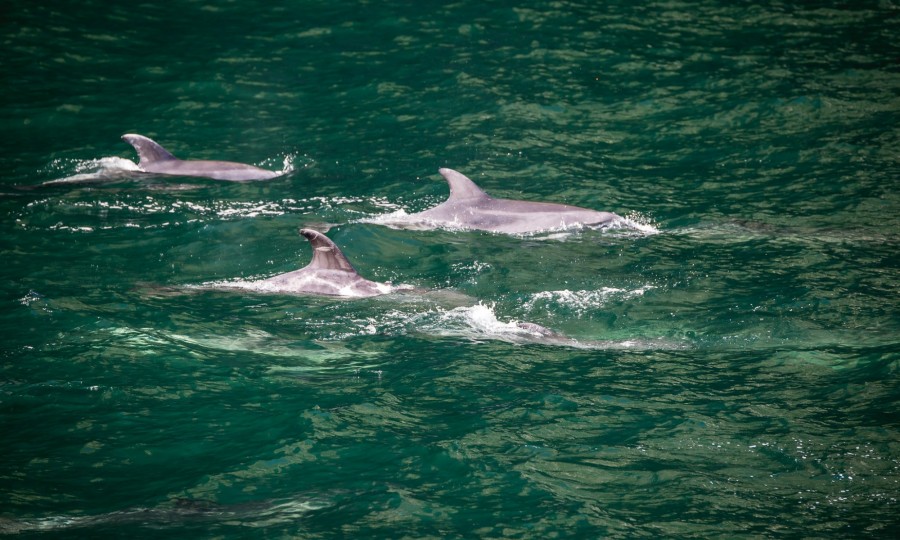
[2,0,899,537]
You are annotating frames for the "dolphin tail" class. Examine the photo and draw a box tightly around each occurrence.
[299,229,359,273]
[438,168,490,200]
[121,134,178,166]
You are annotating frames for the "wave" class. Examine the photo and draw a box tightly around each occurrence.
[409,303,683,349]
[522,286,656,316]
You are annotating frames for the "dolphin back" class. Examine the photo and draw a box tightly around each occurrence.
[121,134,177,165]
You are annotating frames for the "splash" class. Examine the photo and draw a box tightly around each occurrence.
[259,152,311,177]
[280,153,297,175]
[404,303,582,346]
[523,286,655,316]
[439,303,536,336]
[40,157,142,185]
[15,193,396,233]
[355,209,430,230]
[615,211,659,235]
[408,303,679,349]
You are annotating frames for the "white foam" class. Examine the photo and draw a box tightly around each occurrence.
[356,209,439,231]
[41,157,142,185]
[440,303,531,336]
[615,212,660,234]
[280,153,297,175]
[523,286,655,316]
[403,303,579,346]
[258,152,306,176]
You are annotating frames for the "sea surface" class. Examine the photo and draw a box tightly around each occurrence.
[1,0,899,537]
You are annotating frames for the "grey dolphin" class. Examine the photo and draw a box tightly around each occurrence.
[210,228,397,297]
[121,133,279,181]
[0,497,328,533]
[389,168,626,234]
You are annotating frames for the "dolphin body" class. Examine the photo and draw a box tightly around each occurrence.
[121,134,279,181]
[210,228,396,297]
[390,168,625,234]
[0,497,328,533]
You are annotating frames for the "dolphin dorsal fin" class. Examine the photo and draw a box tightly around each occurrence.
[121,134,178,165]
[439,168,490,201]
[300,229,358,273]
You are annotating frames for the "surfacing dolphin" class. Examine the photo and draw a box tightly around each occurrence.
[207,228,399,297]
[121,133,280,181]
[376,168,628,234]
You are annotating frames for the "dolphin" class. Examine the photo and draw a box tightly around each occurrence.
[0,496,329,533]
[121,133,279,181]
[208,228,399,297]
[378,168,626,234]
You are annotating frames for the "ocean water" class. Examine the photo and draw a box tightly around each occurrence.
[2,0,899,537]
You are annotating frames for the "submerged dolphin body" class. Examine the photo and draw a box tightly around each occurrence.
[121,134,279,181]
[210,228,396,297]
[0,497,328,533]
[385,168,626,234]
